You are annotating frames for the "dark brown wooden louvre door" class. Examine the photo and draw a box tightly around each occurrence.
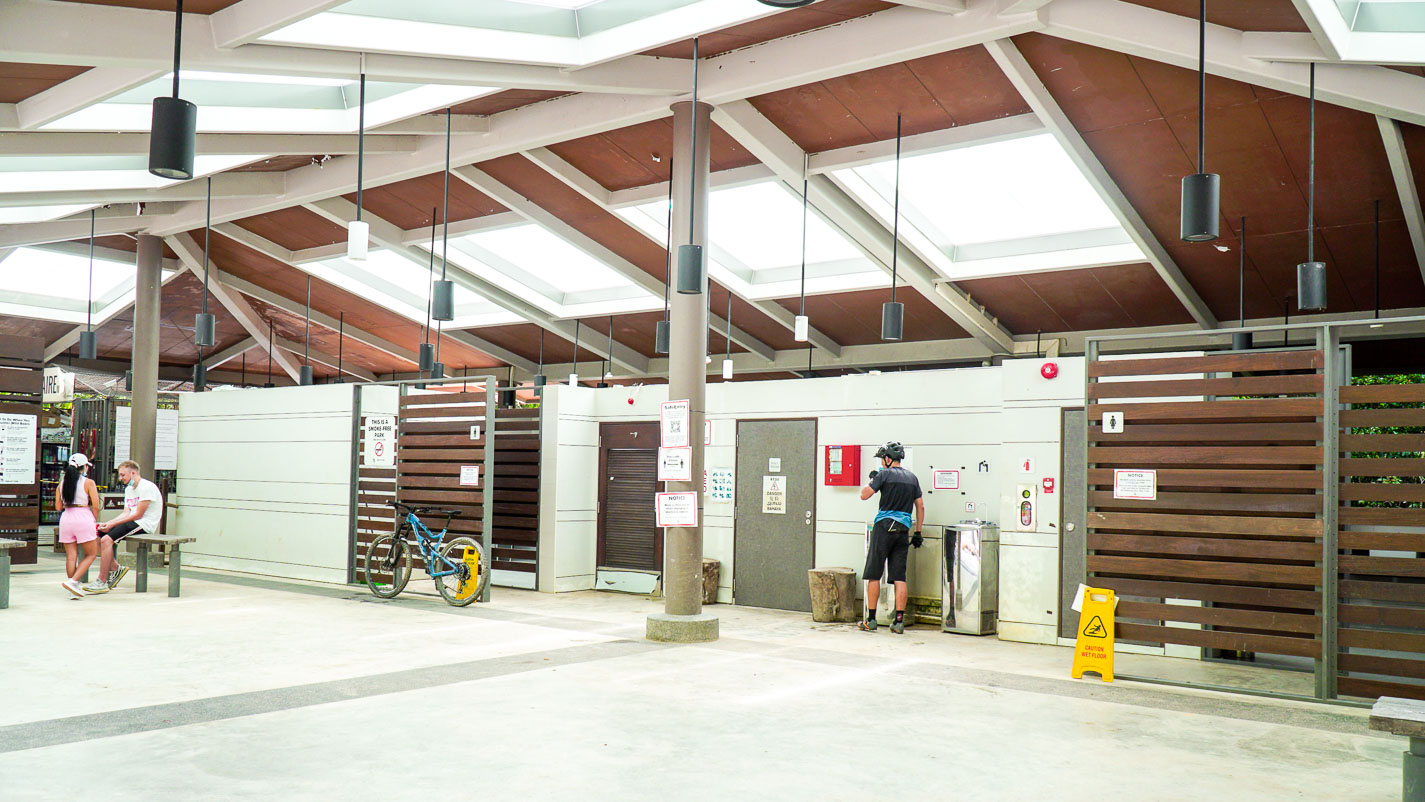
[601,448,659,571]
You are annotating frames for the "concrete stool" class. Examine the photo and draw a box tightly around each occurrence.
[0,538,25,609]
[1371,696,1425,801]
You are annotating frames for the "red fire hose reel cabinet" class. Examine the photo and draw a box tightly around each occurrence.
[824,445,860,486]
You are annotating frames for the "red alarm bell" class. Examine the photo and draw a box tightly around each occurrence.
[1040,362,1059,380]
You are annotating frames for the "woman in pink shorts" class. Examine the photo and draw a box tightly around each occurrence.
[55,453,100,598]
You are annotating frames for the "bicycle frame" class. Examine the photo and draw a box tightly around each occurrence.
[400,511,461,578]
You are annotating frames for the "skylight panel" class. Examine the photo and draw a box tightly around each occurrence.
[0,155,261,192]
[2,247,135,302]
[463,224,636,294]
[0,205,96,224]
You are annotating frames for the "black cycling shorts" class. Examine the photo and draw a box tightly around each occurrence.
[863,518,910,583]
[106,521,145,542]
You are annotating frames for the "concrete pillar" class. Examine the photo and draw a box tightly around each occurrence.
[130,234,161,475]
[647,100,718,643]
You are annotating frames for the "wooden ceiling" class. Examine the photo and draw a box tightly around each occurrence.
[0,62,90,103]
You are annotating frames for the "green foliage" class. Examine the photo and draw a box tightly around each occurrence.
[1346,373,1424,508]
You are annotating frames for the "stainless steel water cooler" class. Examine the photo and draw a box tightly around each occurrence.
[942,521,999,635]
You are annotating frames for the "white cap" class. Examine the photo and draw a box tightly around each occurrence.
[68,453,89,468]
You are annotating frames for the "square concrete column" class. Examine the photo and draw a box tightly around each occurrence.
[129,234,162,474]
[647,99,718,643]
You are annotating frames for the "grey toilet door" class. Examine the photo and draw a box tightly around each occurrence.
[733,419,817,612]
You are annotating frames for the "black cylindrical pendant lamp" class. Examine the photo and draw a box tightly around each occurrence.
[881,302,904,342]
[1232,332,1253,351]
[194,312,215,348]
[1179,0,1219,242]
[149,96,197,181]
[677,244,704,294]
[124,369,133,392]
[431,280,454,322]
[299,365,314,386]
[1297,261,1327,311]
[431,362,445,380]
[654,319,670,354]
[78,331,97,360]
[192,362,207,391]
[533,373,547,388]
[1180,172,1220,242]
[418,342,434,372]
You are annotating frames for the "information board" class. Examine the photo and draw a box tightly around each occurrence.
[1112,469,1157,501]
[657,446,692,482]
[0,413,37,485]
[655,491,698,528]
[114,406,178,471]
[363,414,396,467]
[660,400,690,447]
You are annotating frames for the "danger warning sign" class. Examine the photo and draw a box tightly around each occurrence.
[1071,587,1115,682]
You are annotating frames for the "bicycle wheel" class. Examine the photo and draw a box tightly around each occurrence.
[364,532,412,598]
[433,536,488,607]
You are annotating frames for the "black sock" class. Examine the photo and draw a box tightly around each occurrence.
[894,610,904,623]
[867,611,877,622]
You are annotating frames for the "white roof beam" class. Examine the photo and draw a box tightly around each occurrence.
[1378,116,1425,289]
[807,114,1043,174]
[13,68,163,130]
[888,0,967,12]
[304,198,616,373]
[205,336,259,369]
[984,37,1217,329]
[273,336,378,382]
[0,0,687,94]
[0,173,286,209]
[1284,0,1349,61]
[1000,0,1057,11]
[400,212,523,247]
[167,233,304,381]
[452,161,778,362]
[0,132,420,156]
[713,98,1017,353]
[0,216,148,248]
[522,147,840,358]
[210,0,347,49]
[370,116,491,136]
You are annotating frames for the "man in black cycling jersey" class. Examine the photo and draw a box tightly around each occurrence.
[859,442,924,634]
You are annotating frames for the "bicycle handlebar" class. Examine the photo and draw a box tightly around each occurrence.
[389,500,463,518]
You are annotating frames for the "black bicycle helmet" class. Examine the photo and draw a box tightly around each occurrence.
[874,441,906,461]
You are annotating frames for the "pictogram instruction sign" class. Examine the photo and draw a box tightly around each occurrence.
[1102,411,1124,434]
[0,413,37,485]
[657,446,692,482]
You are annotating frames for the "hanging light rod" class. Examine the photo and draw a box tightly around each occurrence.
[149,0,197,180]
[431,108,455,323]
[881,113,905,342]
[1297,62,1327,312]
[794,152,810,343]
[347,58,369,261]
[78,208,97,360]
[1180,0,1219,243]
[676,38,705,296]
[194,176,215,348]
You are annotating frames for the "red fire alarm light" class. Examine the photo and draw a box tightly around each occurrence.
[1040,362,1059,380]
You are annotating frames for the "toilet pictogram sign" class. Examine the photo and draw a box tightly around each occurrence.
[1071,587,1115,682]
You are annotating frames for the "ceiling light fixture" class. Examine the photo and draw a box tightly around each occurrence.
[605,316,615,381]
[882,114,905,342]
[1297,63,1327,312]
[676,38,704,295]
[794,153,810,342]
[333,311,344,384]
[534,329,547,394]
[264,320,275,388]
[299,275,314,385]
[1181,0,1219,242]
[78,209,98,360]
[419,207,436,372]
[149,0,197,180]
[1374,198,1381,320]
[569,320,581,387]
[722,291,734,380]
[431,109,455,322]
[655,157,674,354]
[1232,216,1251,351]
[194,176,215,348]
[347,59,369,260]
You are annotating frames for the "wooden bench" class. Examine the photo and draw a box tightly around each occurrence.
[1370,696,1425,801]
[0,538,25,609]
[126,534,197,598]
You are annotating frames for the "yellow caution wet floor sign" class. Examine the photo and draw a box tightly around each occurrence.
[454,547,482,602]
[1071,586,1115,682]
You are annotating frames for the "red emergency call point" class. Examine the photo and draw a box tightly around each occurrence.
[1040,362,1059,380]
[1042,477,1055,494]
[627,397,635,405]
[823,445,860,486]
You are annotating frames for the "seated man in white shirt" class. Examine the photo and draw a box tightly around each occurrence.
[90,459,163,593]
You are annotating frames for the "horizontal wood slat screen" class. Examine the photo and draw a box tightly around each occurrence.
[0,336,46,565]
[1086,348,1326,664]
[1336,380,1425,700]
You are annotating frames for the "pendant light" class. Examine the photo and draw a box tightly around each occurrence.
[124,370,133,392]
[655,158,674,354]
[347,62,369,261]
[78,209,98,360]
[194,176,215,347]
[881,114,905,342]
[722,291,734,380]
[603,316,615,382]
[534,329,547,393]
[1180,0,1219,242]
[676,38,705,295]
[332,311,344,384]
[149,0,197,180]
[264,320,275,387]
[794,154,810,342]
[431,109,455,322]
[299,275,314,385]
[192,360,206,392]
[1296,62,1327,312]
[418,207,436,372]
[1232,216,1252,350]
[569,321,581,387]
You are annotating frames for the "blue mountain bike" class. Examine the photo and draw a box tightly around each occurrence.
[364,500,489,607]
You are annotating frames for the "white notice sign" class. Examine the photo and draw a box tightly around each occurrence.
[933,469,960,490]
[0,413,37,485]
[768,457,781,473]
[657,447,692,482]
[660,400,690,447]
[1102,411,1124,434]
[459,465,480,487]
[656,491,698,528]
[1113,469,1157,500]
[762,475,787,515]
[708,468,734,503]
[114,406,178,471]
[364,414,396,467]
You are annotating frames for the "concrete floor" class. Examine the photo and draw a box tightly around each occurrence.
[0,556,1403,801]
